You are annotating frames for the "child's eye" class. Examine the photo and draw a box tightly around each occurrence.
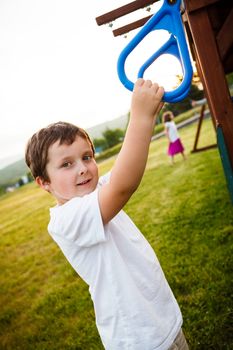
[83,155,92,161]
[62,162,72,168]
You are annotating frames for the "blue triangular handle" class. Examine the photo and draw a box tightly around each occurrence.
[117,0,193,102]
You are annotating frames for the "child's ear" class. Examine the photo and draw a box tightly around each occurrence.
[36,176,50,192]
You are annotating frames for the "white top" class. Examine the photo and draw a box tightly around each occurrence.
[48,173,182,350]
[165,121,179,143]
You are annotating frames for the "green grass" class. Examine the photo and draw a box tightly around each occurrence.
[1,117,233,349]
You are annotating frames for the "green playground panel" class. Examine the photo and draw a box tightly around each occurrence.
[217,126,233,204]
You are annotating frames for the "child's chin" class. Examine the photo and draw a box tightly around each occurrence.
[75,188,92,198]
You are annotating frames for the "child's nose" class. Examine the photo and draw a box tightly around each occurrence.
[77,161,87,175]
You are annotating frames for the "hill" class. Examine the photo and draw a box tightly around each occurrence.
[0,154,23,170]
[0,158,28,186]
[86,114,128,139]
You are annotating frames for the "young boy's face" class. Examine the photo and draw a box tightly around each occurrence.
[42,135,98,205]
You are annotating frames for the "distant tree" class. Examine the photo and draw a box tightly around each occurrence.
[93,138,108,152]
[226,72,233,86]
[102,128,125,149]
[189,83,205,101]
[18,178,24,187]
[162,83,205,117]
[27,172,34,182]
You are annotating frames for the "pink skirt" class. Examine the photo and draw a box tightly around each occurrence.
[168,138,184,156]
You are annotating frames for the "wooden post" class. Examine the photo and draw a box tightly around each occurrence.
[191,104,217,153]
[184,1,233,169]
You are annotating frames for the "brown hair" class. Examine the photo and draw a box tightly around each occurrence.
[162,111,173,123]
[25,121,95,181]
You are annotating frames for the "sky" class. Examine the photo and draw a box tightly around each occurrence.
[0,0,183,165]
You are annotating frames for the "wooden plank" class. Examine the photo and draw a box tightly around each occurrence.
[216,8,233,61]
[184,0,220,13]
[192,104,206,152]
[113,14,152,36]
[96,0,158,26]
[185,7,233,168]
[191,144,217,153]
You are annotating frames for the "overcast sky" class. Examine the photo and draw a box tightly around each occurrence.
[0,0,183,164]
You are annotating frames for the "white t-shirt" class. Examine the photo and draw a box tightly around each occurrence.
[48,173,182,350]
[165,121,179,143]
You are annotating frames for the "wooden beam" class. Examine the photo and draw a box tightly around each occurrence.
[185,6,233,168]
[191,103,217,153]
[184,0,220,13]
[194,52,217,130]
[216,8,233,61]
[113,14,152,36]
[95,0,158,26]
[192,104,206,152]
[191,144,217,152]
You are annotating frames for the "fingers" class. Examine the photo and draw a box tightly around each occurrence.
[152,82,159,90]
[144,80,153,88]
[134,78,164,103]
[155,87,164,114]
[135,79,163,93]
[131,79,164,119]
[156,86,164,99]
[134,79,154,89]
[134,78,144,89]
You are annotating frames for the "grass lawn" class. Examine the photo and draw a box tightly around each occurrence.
[0,117,232,349]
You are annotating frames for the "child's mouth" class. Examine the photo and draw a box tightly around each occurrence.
[77,179,90,186]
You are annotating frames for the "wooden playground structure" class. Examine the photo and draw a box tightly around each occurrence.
[96,0,233,202]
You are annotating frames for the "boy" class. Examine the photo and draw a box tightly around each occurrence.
[25,79,188,349]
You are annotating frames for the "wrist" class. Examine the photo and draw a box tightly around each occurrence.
[129,113,155,130]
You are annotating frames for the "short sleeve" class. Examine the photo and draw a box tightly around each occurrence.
[98,171,111,187]
[48,189,106,247]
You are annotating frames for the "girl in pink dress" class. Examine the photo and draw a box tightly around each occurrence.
[163,111,186,164]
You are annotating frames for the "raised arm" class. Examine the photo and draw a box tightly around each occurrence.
[98,79,164,224]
